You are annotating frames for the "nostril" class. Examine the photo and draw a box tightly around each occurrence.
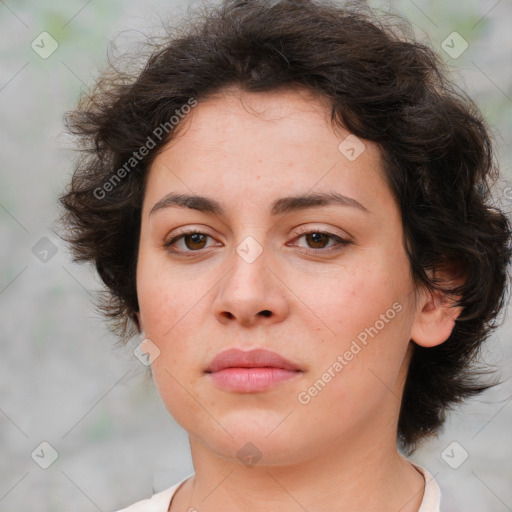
[259,310,272,317]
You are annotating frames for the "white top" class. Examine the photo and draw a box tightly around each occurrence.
[114,463,441,512]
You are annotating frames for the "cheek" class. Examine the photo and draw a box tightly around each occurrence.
[136,251,210,375]
[136,250,198,338]
[308,263,402,337]
[302,258,412,388]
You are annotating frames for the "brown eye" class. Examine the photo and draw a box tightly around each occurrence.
[291,229,351,255]
[183,233,208,250]
[305,232,331,249]
[164,231,218,255]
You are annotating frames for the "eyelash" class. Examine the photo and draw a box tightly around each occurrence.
[293,227,351,254]
[163,227,351,257]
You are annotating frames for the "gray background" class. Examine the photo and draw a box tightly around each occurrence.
[0,0,511,511]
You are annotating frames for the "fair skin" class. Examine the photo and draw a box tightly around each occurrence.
[135,86,461,511]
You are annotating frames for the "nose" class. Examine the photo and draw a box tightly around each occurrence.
[212,242,290,327]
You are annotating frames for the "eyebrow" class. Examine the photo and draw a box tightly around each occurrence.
[149,191,370,217]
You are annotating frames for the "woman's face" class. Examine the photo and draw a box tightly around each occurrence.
[136,87,424,464]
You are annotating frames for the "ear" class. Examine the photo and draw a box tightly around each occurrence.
[410,268,464,348]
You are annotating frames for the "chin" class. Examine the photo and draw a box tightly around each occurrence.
[185,410,318,467]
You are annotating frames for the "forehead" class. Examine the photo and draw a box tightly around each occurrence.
[145,87,394,218]
[158,86,350,159]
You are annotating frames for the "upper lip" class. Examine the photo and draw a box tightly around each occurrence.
[205,348,302,373]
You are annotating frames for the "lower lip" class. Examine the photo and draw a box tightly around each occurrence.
[207,367,301,392]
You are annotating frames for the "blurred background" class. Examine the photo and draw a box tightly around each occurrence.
[0,0,511,510]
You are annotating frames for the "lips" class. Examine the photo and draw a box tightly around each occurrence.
[204,348,303,393]
[205,348,302,373]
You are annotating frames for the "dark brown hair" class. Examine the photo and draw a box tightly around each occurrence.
[59,0,512,454]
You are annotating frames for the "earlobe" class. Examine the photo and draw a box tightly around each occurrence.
[410,285,463,348]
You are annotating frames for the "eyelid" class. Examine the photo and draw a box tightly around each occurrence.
[163,225,352,256]
[290,226,352,253]
[294,224,351,240]
[163,226,219,248]
[164,223,217,239]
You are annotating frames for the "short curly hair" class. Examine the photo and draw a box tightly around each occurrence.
[59,0,512,454]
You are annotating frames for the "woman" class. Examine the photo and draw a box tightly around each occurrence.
[59,1,512,510]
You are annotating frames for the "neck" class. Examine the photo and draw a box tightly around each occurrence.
[171,426,425,512]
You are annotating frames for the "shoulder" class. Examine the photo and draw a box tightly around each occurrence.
[113,474,193,512]
[412,463,442,512]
